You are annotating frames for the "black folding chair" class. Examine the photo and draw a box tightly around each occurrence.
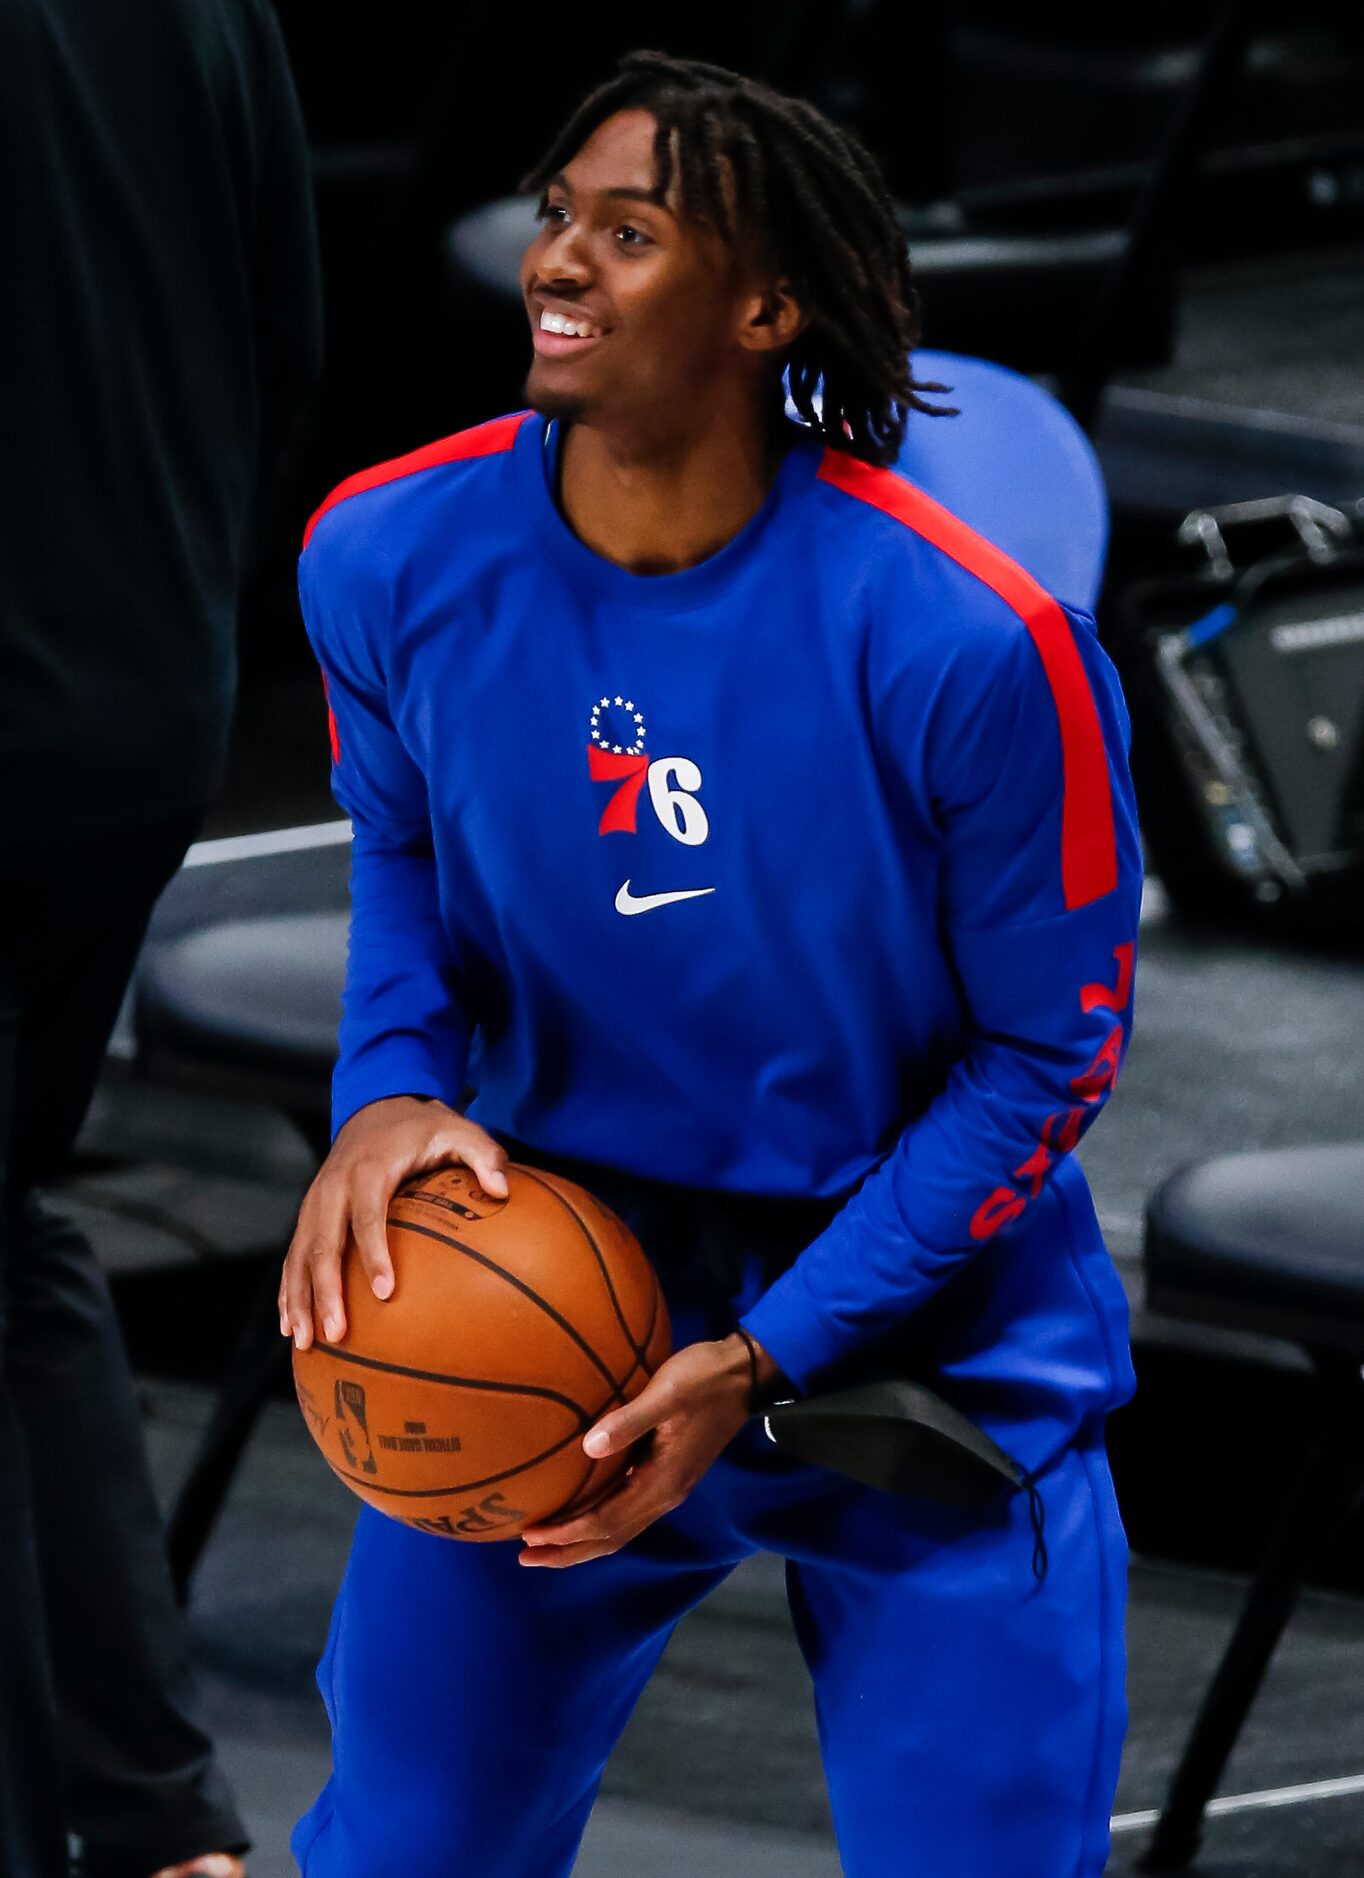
[1138,1143,1364,1871]
[132,911,346,1601]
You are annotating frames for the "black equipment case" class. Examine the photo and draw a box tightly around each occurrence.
[1111,496,1364,930]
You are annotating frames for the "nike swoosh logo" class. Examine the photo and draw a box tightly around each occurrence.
[615,879,716,916]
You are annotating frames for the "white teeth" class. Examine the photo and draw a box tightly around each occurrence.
[539,310,599,339]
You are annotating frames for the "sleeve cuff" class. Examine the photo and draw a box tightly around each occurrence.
[737,1201,951,1393]
[330,1038,467,1143]
[738,1283,845,1397]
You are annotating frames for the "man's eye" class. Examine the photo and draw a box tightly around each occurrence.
[616,224,650,247]
[535,197,569,224]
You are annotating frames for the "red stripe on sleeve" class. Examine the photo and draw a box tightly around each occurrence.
[817,450,1118,909]
[302,411,530,551]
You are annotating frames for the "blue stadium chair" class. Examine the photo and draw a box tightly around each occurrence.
[891,347,1108,612]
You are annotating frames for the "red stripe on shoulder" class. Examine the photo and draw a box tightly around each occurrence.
[817,449,1118,909]
[302,411,530,551]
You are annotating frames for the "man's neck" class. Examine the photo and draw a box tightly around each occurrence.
[555,409,786,577]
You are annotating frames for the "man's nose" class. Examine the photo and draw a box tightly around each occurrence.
[535,219,593,288]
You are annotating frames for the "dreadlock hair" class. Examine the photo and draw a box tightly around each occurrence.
[518,48,954,467]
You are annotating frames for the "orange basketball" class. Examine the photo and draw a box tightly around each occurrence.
[292,1162,671,1541]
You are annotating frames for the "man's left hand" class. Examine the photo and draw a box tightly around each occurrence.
[517,1331,776,1567]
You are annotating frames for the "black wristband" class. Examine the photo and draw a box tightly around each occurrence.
[735,1326,759,1410]
[734,1326,794,1415]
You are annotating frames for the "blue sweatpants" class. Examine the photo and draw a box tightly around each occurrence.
[292,1162,1130,1877]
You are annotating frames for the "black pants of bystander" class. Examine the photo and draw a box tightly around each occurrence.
[0,816,248,1878]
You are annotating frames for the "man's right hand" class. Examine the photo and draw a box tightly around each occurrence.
[278,1096,509,1351]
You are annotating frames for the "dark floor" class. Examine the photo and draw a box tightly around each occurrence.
[1115,243,1364,433]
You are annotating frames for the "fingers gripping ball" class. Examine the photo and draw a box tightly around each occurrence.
[292,1163,671,1540]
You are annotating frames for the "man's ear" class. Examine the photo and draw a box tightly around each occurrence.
[737,275,809,355]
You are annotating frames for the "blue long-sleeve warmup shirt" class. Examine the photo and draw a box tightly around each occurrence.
[300,409,1142,1458]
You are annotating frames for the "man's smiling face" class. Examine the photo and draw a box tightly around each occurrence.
[519,108,751,433]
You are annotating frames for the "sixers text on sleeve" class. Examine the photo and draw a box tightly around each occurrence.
[970,941,1134,1241]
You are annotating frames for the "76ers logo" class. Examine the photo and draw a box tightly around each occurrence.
[586,695,710,846]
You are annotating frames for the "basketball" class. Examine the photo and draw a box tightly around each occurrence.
[292,1162,671,1541]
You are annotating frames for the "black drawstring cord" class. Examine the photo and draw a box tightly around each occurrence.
[1022,1470,1049,1584]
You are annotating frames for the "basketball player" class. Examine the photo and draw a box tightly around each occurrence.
[280,49,1142,1875]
